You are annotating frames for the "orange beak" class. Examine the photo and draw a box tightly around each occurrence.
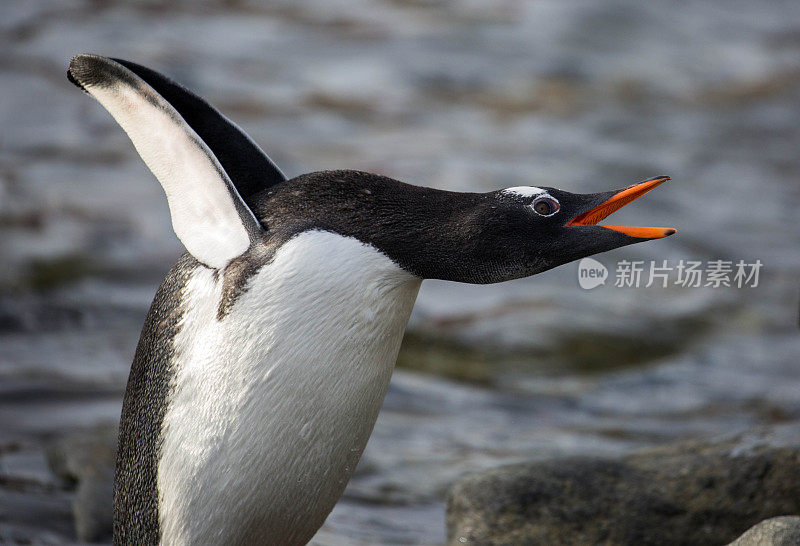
[567,176,676,239]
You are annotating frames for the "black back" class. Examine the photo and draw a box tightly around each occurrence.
[114,253,199,545]
[112,59,286,206]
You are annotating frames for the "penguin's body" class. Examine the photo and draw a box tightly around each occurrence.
[156,233,418,545]
[68,55,675,545]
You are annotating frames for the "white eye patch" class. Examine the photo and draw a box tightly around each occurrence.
[502,186,546,198]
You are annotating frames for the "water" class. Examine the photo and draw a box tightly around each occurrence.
[1,0,799,543]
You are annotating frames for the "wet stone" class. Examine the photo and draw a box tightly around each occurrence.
[727,516,800,546]
[446,424,800,546]
[0,447,55,488]
[47,426,117,543]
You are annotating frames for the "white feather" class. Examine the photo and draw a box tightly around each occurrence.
[157,230,422,545]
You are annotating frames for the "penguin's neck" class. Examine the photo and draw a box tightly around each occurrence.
[157,229,421,545]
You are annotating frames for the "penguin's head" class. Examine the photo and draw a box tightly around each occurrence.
[253,171,675,284]
[468,175,676,282]
[67,54,675,286]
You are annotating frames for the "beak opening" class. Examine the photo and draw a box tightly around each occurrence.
[566,176,676,240]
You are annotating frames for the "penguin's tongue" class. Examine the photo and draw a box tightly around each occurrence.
[567,176,676,239]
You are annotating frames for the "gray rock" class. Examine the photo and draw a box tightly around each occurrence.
[0,487,75,544]
[47,425,117,543]
[728,516,800,546]
[446,424,800,546]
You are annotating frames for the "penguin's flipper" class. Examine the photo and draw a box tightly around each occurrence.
[68,54,262,270]
[110,58,286,206]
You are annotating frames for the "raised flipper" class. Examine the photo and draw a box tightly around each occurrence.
[68,54,263,270]
[110,58,286,205]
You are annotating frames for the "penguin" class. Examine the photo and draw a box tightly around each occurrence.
[67,54,675,546]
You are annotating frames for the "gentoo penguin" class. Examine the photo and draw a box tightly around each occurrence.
[67,54,675,545]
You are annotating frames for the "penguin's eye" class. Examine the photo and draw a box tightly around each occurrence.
[531,196,560,216]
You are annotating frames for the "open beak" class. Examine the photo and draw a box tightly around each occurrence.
[566,176,676,239]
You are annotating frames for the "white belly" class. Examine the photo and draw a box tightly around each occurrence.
[157,230,421,545]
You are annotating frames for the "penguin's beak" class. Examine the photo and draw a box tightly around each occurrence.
[566,176,676,239]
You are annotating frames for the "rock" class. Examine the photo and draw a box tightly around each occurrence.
[0,487,76,544]
[728,516,800,546]
[446,424,800,546]
[47,425,117,543]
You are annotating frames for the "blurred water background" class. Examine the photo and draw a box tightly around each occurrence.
[1,0,799,544]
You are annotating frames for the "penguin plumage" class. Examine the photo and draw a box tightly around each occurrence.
[67,54,675,545]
